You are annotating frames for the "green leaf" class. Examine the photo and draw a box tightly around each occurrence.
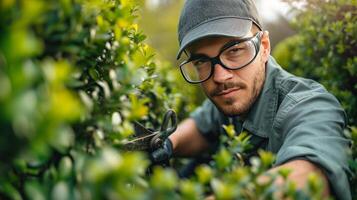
[214,148,232,170]
[150,167,178,191]
[211,179,238,200]
[89,67,100,81]
[128,94,149,120]
[258,150,275,169]
[179,180,203,200]
[222,124,235,138]
[195,165,213,184]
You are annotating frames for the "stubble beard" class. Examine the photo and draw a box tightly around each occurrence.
[207,65,266,117]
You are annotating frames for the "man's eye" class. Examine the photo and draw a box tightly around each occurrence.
[193,59,207,66]
[192,60,201,65]
[228,47,244,54]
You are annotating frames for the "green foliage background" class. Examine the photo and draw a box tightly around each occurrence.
[0,0,356,199]
[137,0,207,109]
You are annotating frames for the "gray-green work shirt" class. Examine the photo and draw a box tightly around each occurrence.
[190,56,351,200]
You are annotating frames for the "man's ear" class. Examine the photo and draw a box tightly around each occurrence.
[260,31,271,63]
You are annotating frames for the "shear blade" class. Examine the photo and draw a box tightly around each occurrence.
[133,121,154,136]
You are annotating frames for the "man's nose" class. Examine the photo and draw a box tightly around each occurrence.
[212,63,233,83]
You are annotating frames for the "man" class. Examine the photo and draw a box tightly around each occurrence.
[151,0,351,199]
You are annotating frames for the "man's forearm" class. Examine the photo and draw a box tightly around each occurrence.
[260,159,330,197]
[169,118,210,156]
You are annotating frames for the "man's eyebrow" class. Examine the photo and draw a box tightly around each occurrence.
[189,52,209,59]
[188,35,251,59]
[220,37,250,51]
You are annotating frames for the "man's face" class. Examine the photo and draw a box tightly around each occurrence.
[187,31,270,116]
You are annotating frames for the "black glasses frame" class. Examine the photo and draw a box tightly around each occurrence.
[179,31,262,84]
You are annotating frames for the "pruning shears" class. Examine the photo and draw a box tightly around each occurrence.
[121,109,177,151]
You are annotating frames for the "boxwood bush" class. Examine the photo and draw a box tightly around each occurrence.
[0,0,189,199]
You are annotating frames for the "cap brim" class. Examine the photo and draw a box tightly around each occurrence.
[177,18,252,59]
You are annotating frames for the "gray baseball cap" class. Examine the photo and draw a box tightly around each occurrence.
[177,0,262,59]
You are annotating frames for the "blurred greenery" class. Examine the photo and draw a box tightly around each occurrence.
[0,0,191,198]
[0,0,356,199]
[137,0,207,108]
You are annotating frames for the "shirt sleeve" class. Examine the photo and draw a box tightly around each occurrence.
[274,91,351,200]
[189,99,223,142]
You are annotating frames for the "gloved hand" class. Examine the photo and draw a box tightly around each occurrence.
[150,138,173,164]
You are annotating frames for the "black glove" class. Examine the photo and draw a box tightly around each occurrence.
[150,138,173,164]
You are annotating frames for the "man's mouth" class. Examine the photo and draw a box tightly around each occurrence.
[216,88,241,97]
[210,82,246,97]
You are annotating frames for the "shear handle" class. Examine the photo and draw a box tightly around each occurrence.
[160,109,177,138]
[150,109,177,150]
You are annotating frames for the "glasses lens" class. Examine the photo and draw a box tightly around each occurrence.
[180,58,211,83]
[220,40,256,69]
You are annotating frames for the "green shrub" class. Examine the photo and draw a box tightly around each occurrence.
[0,0,189,198]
